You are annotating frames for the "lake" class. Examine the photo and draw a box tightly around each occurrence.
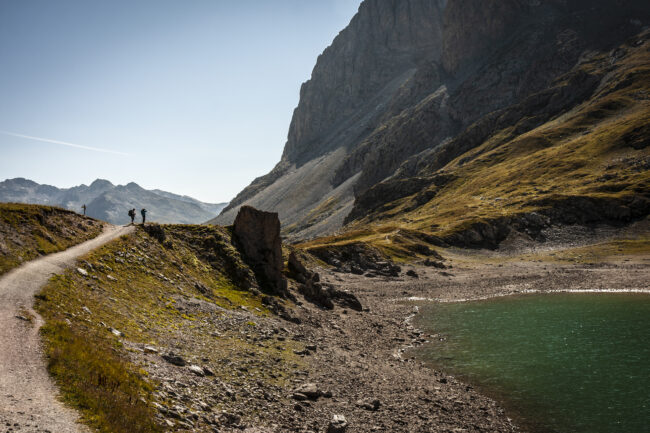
[413,293,650,433]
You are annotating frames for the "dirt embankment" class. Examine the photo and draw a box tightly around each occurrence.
[0,203,103,276]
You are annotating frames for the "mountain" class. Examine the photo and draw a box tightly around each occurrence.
[212,0,650,248]
[0,178,227,225]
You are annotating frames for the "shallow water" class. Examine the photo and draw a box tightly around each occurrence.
[414,293,650,433]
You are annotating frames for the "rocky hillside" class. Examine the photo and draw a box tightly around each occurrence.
[0,203,103,275]
[34,207,517,433]
[213,0,650,246]
[0,178,226,225]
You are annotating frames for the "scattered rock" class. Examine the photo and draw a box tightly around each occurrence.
[108,327,124,337]
[162,353,187,367]
[406,270,419,278]
[294,383,322,400]
[423,259,446,269]
[144,345,159,354]
[291,393,309,401]
[188,365,205,377]
[356,398,381,411]
[327,414,348,433]
[76,267,88,277]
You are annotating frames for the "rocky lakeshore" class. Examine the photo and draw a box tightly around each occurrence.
[136,227,647,432]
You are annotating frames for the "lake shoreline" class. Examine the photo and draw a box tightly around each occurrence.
[309,245,649,432]
[400,287,650,304]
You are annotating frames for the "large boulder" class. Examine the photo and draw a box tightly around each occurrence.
[232,206,288,296]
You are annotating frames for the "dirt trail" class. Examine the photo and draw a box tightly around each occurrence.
[0,224,134,433]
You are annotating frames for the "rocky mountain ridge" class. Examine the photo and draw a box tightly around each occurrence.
[0,178,227,225]
[213,0,650,245]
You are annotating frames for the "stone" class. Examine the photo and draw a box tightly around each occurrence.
[162,353,187,367]
[188,365,205,377]
[108,327,124,337]
[406,270,419,278]
[327,414,348,433]
[423,259,446,269]
[76,267,88,277]
[291,393,308,401]
[106,275,117,282]
[232,206,287,296]
[294,383,321,400]
[356,398,381,411]
[144,345,159,354]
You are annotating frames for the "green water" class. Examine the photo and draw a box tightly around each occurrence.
[414,293,650,433]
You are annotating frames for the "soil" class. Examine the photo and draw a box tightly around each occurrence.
[0,225,133,433]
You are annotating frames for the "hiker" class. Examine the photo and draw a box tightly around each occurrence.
[141,208,147,224]
[128,208,135,224]
[81,204,87,216]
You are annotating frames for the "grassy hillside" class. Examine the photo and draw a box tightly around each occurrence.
[0,203,103,275]
[302,31,650,259]
[35,225,303,433]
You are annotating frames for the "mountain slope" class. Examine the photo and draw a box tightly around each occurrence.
[304,34,650,255]
[213,0,650,244]
[0,178,227,225]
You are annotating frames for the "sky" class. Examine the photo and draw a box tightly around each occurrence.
[0,0,362,203]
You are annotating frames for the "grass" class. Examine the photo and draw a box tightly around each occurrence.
[36,224,303,431]
[40,321,161,433]
[531,236,650,264]
[301,35,650,260]
[0,203,103,275]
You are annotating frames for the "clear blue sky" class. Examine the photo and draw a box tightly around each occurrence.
[0,0,361,203]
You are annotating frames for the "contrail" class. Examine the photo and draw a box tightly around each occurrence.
[0,130,130,156]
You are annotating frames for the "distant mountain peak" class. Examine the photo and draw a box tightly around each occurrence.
[0,177,228,225]
[5,177,38,187]
[90,179,114,188]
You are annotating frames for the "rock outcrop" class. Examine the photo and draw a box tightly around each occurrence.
[232,206,288,296]
[288,252,362,311]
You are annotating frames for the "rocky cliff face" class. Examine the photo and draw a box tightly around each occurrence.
[284,0,447,165]
[219,0,447,218]
[215,0,650,241]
